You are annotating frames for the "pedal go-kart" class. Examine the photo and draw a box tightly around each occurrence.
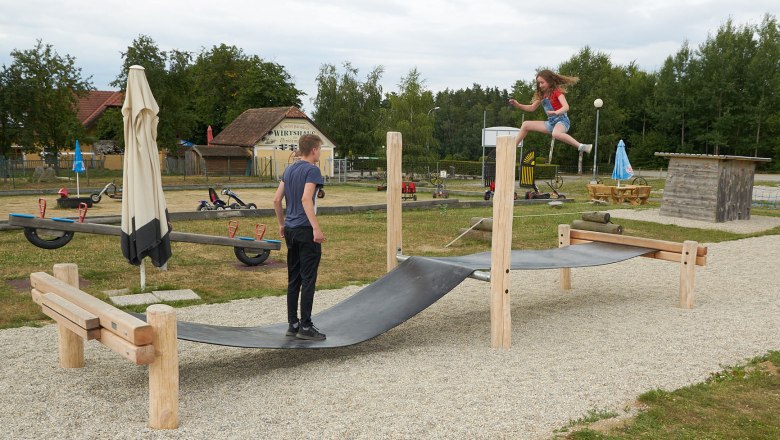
[197,188,258,211]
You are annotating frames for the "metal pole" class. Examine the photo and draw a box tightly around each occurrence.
[593,108,600,179]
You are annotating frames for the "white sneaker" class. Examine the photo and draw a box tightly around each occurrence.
[579,143,593,154]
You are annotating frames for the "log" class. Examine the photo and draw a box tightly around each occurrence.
[569,228,708,257]
[581,211,610,224]
[571,219,623,234]
[469,217,493,232]
[458,228,492,242]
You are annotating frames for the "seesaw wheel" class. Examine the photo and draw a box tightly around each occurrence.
[23,227,75,250]
[233,247,271,266]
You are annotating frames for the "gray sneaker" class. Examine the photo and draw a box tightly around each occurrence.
[285,322,299,337]
[579,143,593,154]
[296,324,326,341]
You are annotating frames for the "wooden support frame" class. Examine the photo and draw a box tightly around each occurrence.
[30,264,179,429]
[386,132,403,272]
[559,227,707,308]
[489,136,515,349]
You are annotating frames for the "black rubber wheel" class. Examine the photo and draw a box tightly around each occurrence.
[484,192,491,200]
[632,176,648,186]
[197,205,208,211]
[247,203,257,209]
[514,192,518,200]
[24,227,75,250]
[216,206,224,211]
[557,194,567,199]
[412,194,417,201]
[233,247,271,266]
[317,189,325,199]
[551,176,564,190]
[90,193,102,203]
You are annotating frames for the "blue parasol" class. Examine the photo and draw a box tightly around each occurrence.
[611,139,633,186]
[72,139,86,197]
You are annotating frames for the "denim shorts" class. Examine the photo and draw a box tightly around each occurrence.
[545,114,571,133]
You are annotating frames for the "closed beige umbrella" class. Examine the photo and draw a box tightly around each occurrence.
[120,65,171,268]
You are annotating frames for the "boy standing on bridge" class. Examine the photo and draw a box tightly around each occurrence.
[273,134,327,341]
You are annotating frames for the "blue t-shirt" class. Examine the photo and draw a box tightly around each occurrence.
[282,160,324,228]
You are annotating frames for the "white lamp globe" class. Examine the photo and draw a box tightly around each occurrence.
[594,98,603,108]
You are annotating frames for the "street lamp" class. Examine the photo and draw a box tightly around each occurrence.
[426,106,440,154]
[592,98,603,183]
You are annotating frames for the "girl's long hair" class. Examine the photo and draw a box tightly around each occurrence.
[533,69,579,101]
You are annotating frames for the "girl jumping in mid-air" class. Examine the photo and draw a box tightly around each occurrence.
[508,69,592,154]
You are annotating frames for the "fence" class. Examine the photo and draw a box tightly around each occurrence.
[753,187,780,209]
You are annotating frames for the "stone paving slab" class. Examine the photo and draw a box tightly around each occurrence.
[110,293,159,306]
[152,289,200,302]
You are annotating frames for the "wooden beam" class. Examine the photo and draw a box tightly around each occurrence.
[97,330,155,365]
[569,229,707,257]
[569,239,706,266]
[489,135,515,349]
[386,132,403,272]
[40,305,101,341]
[30,272,153,346]
[41,292,100,330]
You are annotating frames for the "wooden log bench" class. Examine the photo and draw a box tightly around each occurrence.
[30,263,179,429]
[557,225,708,308]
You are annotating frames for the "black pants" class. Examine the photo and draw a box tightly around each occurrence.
[284,226,322,327]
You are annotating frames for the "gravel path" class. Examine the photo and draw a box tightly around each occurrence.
[2,213,779,439]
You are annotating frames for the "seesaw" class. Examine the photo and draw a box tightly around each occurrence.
[8,213,281,266]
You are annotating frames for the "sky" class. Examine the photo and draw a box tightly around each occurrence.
[0,0,776,113]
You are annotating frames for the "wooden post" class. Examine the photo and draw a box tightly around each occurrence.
[386,132,403,272]
[147,304,178,429]
[558,225,572,290]
[679,240,698,309]
[52,263,84,368]
[489,136,515,349]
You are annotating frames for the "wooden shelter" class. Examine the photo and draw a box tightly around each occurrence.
[655,153,771,222]
[210,107,336,178]
[186,145,251,176]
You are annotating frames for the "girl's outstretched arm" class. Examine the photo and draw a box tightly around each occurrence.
[509,98,540,112]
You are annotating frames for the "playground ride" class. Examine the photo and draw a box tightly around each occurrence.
[429,171,448,199]
[56,187,94,209]
[401,181,417,201]
[90,181,123,203]
[197,187,258,211]
[9,211,281,266]
[483,181,518,201]
[518,150,565,200]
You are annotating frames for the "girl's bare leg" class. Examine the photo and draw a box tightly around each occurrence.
[514,121,548,146]
[551,124,584,149]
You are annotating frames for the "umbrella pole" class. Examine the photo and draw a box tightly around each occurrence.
[76,174,80,198]
[140,259,146,291]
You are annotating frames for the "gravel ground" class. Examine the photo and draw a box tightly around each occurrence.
[2,212,779,439]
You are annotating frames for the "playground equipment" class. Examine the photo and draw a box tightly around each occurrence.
[197,188,258,211]
[90,181,123,203]
[430,170,449,199]
[483,181,518,201]
[519,150,565,200]
[401,181,417,201]
[9,213,281,266]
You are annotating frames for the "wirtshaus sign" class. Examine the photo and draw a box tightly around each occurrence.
[260,121,324,147]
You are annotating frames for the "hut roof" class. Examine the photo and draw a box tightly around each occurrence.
[192,145,251,158]
[211,107,309,147]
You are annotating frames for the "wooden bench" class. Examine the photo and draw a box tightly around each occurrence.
[558,225,708,308]
[30,264,179,429]
[587,184,612,203]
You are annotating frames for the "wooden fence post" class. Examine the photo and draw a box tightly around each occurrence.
[558,225,572,290]
[489,136,515,349]
[147,304,178,429]
[679,240,698,309]
[52,263,84,368]
[386,132,403,272]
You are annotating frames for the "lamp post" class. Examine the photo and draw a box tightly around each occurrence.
[592,98,603,183]
[426,106,440,154]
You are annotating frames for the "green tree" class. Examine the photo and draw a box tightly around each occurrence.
[0,40,92,161]
[227,56,303,123]
[377,68,436,161]
[112,35,195,151]
[748,14,780,161]
[313,62,384,157]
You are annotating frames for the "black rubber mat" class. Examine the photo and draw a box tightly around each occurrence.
[133,242,651,349]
